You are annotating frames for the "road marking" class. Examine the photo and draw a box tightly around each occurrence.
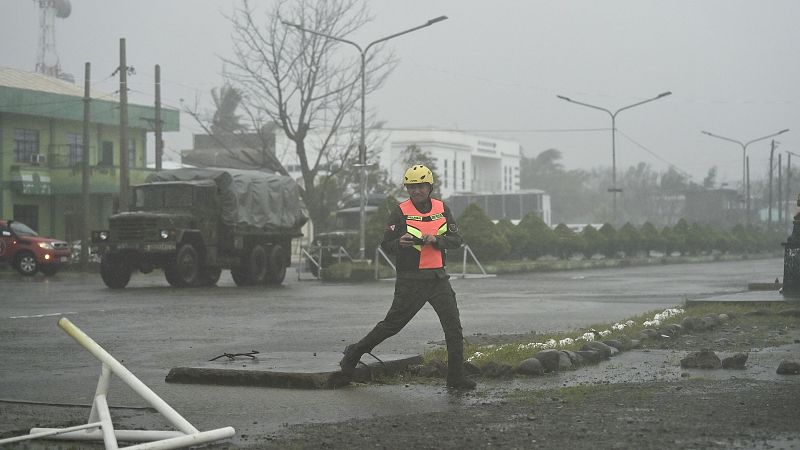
[9,311,78,319]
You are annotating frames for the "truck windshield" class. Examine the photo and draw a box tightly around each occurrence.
[134,185,195,210]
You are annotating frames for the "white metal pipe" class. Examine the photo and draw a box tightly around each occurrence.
[462,245,468,278]
[466,245,488,275]
[28,428,185,442]
[95,394,119,450]
[57,318,199,435]
[123,427,236,450]
[89,363,112,423]
[0,422,102,445]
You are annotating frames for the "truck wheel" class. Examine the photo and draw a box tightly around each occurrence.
[231,268,249,286]
[265,244,287,285]
[200,267,222,286]
[164,264,181,287]
[14,251,39,276]
[100,255,131,289]
[248,245,268,284]
[175,244,200,287]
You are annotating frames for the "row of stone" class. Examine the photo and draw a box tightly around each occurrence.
[413,311,800,379]
[680,348,800,374]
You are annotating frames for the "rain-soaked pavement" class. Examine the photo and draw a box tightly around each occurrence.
[0,257,785,445]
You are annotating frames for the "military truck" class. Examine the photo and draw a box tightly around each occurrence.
[92,168,307,289]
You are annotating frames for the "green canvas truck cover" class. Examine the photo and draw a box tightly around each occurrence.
[145,168,308,231]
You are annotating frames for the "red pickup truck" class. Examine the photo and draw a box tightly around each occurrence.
[0,219,71,276]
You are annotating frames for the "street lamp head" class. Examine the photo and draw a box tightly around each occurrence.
[281,20,301,29]
[778,128,790,135]
[556,94,571,102]
[657,91,672,98]
[426,15,448,25]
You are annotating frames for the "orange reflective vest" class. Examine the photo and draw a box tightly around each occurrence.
[399,198,448,269]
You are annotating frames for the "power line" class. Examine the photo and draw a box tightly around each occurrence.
[380,126,611,134]
[615,129,695,180]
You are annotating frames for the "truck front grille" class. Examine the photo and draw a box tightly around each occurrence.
[110,217,158,241]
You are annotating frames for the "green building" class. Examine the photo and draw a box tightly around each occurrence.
[0,67,179,241]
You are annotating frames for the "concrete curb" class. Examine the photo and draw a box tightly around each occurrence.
[165,354,423,390]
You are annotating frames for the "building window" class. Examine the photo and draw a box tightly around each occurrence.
[461,161,466,190]
[128,138,136,168]
[67,134,83,167]
[443,159,448,189]
[13,128,39,163]
[13,204,39,231]
[100,141,114,166]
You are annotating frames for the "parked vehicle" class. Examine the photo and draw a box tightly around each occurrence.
[304,197,380,275]
[92,168,308,289]
[0,219,71,276]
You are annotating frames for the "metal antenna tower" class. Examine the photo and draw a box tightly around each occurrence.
[34,0,71,80]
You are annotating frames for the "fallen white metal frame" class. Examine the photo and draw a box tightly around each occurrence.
[457,244,496,279]
[0,317,235,449]
[374,244,495,280]
[374,246,397,280]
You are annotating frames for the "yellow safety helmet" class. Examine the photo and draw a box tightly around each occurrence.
[403,165,434,186]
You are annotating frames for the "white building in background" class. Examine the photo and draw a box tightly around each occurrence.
[375,128,521,199]
[272,126,551,224]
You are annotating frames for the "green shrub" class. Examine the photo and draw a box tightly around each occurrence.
[458,203,511,261]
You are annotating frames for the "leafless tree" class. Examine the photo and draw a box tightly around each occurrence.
[223,0,397,229]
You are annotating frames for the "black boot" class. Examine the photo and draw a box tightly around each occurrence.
[445,335,476,390]
[339,343,364,375]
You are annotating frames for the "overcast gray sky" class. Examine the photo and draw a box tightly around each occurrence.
[2,0,799,186]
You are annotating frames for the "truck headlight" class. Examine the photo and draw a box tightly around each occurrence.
[160,229,170,240]
[38,242,54,250]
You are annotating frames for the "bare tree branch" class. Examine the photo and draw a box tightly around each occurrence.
[221,0,397,230]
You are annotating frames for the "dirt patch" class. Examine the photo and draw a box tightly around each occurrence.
[252,380,800,449]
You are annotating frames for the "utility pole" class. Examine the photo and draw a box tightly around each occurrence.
[154,64,163,171]
[778,153,783,224]
[787,153,793,227]
[80,62,91,269]
[769,140,775,228]
[746,157,751,225]
[118,38,129,211]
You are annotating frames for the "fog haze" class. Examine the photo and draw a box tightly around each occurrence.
[2,0,798,186]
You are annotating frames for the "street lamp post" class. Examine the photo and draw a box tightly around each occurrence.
[701,128,790,222]
[556,91,672,220]
[283,15,448,260]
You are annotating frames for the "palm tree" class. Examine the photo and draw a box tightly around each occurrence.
[210,84,244,136]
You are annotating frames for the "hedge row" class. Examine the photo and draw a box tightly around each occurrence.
[457,203,787,262]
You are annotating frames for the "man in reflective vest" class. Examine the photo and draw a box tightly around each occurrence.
[339,164,476,390]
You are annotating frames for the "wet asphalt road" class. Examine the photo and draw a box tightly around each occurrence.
[0,257,783,443]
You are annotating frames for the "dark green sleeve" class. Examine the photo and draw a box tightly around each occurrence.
[434,203,463,250]
[380,205,406,254]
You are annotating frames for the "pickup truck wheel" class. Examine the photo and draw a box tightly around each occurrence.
[40,265,59,276]
[265,245,287,285]
[200,267,222,286]
[248,245,268,284]
[14,251,39,276]
[100,255,131,289]
[175,244,200,287]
